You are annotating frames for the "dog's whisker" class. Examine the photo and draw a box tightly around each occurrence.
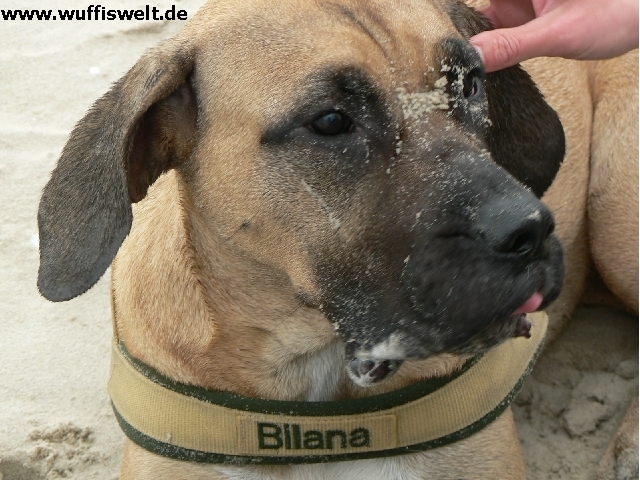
[273,301,305,330]
[549,198,582,214]
[224,215,257,242]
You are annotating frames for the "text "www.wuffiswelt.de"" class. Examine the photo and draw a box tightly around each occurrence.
[2,5,188,21]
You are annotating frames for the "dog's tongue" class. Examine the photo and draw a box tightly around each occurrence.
[511,292,543,316]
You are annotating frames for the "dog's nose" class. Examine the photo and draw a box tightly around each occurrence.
[478,197,555,260]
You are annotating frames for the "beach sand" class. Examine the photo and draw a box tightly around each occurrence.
[1,2,636,478]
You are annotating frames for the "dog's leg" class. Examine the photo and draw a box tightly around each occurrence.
[523,57,594,342]
[587,50,639,480]
[588,50,639,314]
[121,439,227,480]
[592,397,639,480]
[404,407,526,479]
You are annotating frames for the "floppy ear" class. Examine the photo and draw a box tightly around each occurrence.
[447,0,565,198]
[38,38,198,302]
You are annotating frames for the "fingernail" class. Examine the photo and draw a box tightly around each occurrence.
[471,42,486,66]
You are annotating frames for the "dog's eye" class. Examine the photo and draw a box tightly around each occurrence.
[463,70,483,99]
[308,111,354,135]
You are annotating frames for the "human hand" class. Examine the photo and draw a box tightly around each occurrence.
[470,0,639,72]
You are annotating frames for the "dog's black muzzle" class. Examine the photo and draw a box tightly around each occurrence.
[321,144,565,385]
[402,161,564,356]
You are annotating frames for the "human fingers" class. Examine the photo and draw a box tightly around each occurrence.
[479,0,536,29]
[471,0,639,72]
[470,17,560,72]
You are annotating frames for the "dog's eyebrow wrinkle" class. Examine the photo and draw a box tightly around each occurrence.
[321,2,391,59]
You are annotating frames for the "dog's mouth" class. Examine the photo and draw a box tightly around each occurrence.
[508,292,543,339]
[347,358,404,387]
[346,292,544,388]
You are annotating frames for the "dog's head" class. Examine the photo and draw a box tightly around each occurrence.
[38,0,564,387]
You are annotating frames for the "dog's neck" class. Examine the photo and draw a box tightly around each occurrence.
[112,172,466,403]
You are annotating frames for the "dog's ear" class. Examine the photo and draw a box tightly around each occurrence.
[447,0,565,198]
[38,38,197,302]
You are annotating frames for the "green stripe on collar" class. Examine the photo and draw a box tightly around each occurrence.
[108,312,547,464]
[116,340,481,416]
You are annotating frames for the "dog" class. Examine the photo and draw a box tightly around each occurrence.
[37,0,637,478]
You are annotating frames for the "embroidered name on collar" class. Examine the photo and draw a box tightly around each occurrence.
[108,312,547,464]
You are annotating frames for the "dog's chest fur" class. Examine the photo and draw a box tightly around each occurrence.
[216,457,422,480]
[297,341,346,401]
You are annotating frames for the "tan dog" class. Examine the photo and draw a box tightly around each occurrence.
[527,52,639,480]
[37,0,637,478]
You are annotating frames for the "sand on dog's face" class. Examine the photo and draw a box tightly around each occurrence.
[0,1,636,479]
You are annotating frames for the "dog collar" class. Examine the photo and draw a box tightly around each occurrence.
[108,312,547,464]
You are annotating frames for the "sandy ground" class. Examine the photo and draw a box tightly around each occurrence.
[0,1,637,479]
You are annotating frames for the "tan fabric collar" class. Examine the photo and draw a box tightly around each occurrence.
[108,312,547,464]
